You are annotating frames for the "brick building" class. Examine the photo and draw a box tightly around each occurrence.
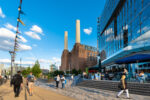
[60,20,97,72]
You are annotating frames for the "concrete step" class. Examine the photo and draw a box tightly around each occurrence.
[77,80,150,96]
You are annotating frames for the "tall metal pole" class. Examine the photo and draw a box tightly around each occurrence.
[20,58,22,71]
[9,51,14,80]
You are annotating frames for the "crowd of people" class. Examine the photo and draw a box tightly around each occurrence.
[0,68,148,99]
[86,70,148,83]
[85,72,109,81]
[54,74,74,89]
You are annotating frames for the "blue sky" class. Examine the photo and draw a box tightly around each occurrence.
[0,0,106,69]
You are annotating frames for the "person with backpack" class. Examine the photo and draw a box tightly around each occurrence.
[116,69,130,99]
[27,72,35,96]
[11,71,23,97]
[61,75,66,89]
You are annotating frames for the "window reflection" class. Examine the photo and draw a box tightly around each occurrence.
[98,0,150,59]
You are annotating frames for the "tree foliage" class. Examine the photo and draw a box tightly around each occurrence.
[21,60,42,78]
[32,60,42,77]
[22,67,31,77]
[71,69,82,75]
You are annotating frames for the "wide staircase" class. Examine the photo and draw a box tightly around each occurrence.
[77,80,150,96]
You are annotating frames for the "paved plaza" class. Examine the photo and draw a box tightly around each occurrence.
[35,80,150,100]
[0,81,75,100]
[0,79,150,100]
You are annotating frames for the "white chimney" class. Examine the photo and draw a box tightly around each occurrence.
[76,19,80,43]
[64,31,68,50]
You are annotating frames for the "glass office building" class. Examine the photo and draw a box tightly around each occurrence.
[97,0,150,81]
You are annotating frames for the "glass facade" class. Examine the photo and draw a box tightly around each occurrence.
[98,0,150,82]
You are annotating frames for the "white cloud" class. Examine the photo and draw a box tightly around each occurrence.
[0,7,5,18]
[15,61,34,65]
[39,59,50,64]
[132,27,150,43]
[0,27,31,51]
[0,59,10,64]
[51,57,61,67]
[106,28,113,35]
[52,57,61,63]
[0,27,27,43]
[25,57,36,60]
[0,59,34,65]
[0,27,15,40]
[30,25,44,35]
[25,25,44,40]
[19,44,32,51]
[4,23,16,31]
[83,27,92,35]
[18,35,27,43]
[25,31,41,40]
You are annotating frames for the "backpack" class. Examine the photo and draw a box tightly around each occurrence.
[28,75,34,82]
[11,74,22,85]
[65,80,67,84]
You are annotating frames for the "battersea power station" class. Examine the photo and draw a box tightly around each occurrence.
[60,20,97,72]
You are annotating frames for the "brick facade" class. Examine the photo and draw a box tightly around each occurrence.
[60,43,97,71]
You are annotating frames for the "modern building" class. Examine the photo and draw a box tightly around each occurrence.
[60,20,97,72]
[0,64,5,75]
[50,64,58,72]
[41,69,49,74]
[97,0,150,80]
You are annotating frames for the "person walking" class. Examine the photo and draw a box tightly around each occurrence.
[27,72,35,96]
[71,75,74,81]
[105,72,109,80]
[11,71,23,97]
[117,69,130,99]
[55,75,60,88]
[138,71,145,83]
[61,75,66,89]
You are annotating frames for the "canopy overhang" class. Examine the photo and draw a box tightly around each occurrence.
[115,54,150,64]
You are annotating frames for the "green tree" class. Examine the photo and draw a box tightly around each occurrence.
[53,70,64,76]
[32,60,42,77]
[78,69,82,74]
[85,67,89,74]
[22,67,31,77]
[72,68,78,75]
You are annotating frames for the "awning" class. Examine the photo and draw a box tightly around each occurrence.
[88,65,99,70]
[88,70,98,73]
[115,54,150,64]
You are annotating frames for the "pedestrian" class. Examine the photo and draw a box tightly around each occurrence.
[70,75,74,86]
[116,69,130,99]
[95,73,98,80]
[11,71,23,97]
[61,75,66,89]
[27,72,35,96]
[98,72,101,80]
[138,71,145,83]
[71,75,74,80]
[91,73,94,80]
[105,72,109,80]
[55,75,60,88]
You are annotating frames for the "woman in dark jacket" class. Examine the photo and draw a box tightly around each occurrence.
[117,69,130,99]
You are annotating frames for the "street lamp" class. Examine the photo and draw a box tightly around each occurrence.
[9,51,14,80]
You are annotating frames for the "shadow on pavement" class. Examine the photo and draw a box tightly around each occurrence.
[0,90,13,100]
[78,87,111,97]
[46,84,56,88]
